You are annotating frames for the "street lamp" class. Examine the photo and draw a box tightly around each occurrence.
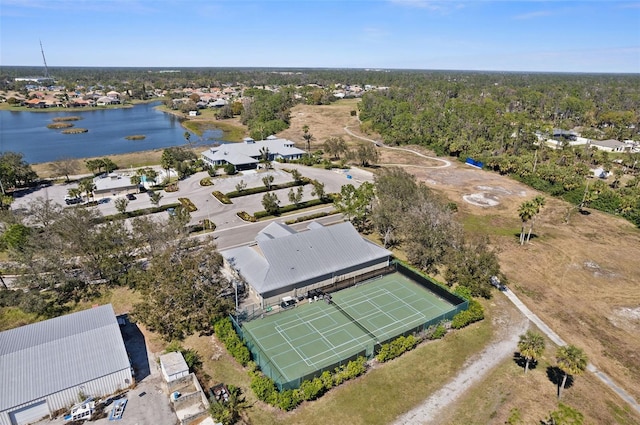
[206,199,211,230]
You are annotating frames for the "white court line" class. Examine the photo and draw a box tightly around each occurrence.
[274,310,375,369]
[275,324,318,367]
[336,286,435,339]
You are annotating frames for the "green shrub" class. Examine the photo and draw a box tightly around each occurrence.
[214,318,251,366]
[224,164,237,175]
[285,211,331,224]
[298,377,326,401]
[376,335,418,362]
[250,373,278,404]
[334,356,367,385]
[226,179,309,199]
[451,299,484,329]
[429,323,447,340]
[200,177,213,186]
[277,389,301,411]
[212,191,232,204]
[254,198,334,220]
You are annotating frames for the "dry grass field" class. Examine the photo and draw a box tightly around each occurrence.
[274,99,640,423]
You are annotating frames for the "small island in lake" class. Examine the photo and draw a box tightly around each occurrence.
[125,135,146,140]
[62,128,88,134]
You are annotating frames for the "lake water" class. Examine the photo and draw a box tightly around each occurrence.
[0,102,224,164]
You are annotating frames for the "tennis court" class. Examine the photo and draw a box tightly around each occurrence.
[240,271,464,389]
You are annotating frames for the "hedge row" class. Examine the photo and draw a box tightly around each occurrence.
[375,335,418,363]
[249,356,368,411]
[284,211,332,225]
[178,197,198,212]
[213,318,251,366]
[451,299,484,329]
[212,191,232,204]
[226,179,310,199]
[253,198,328,219]
[101,202,181,223]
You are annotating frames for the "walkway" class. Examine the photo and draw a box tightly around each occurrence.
[503,289,640,414]
[343,126,452,168]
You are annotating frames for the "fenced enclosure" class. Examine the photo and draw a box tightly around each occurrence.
[232,267,468,390]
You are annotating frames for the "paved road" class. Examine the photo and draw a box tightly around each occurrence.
[503,288,640,414]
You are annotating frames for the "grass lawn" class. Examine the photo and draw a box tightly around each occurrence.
[0,286,143,331]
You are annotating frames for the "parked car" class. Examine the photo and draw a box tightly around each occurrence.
[126,193,136,200]
[64,196,82,205]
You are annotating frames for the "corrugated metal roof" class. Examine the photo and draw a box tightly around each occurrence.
[221,222,391,294]
[0,304,131,410]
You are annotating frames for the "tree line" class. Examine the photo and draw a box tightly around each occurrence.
[356,73,640,226]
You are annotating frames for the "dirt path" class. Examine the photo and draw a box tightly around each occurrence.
[393,300,529,425]
[343,126,452,168]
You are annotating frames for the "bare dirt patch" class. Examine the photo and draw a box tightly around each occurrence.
[277,99,361,149]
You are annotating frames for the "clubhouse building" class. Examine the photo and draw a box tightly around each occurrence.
[201,136,305,172]
[220,221,393,308]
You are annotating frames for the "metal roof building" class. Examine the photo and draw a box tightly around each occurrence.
[0,304,133,425]
[201,136,305,171]
[221,221,392,307]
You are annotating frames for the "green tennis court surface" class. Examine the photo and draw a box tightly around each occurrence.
[242,272,459,387]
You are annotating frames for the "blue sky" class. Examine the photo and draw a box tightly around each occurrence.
[1,0,639,73]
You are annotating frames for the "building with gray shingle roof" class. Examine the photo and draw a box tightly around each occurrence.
[221,221,392,307]
[201,136,305,172]
[0,304,132,425]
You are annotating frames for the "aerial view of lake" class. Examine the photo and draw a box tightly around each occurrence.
[0,102,224,164]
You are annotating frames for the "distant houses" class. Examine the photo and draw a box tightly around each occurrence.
[537,129,636,153]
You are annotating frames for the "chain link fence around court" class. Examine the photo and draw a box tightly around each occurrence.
[230,261,469,390]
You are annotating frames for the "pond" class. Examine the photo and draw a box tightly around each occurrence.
[0,102,224,164]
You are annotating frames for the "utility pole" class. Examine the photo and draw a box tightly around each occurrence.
[40,40,50,79]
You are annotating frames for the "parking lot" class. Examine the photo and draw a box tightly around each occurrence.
[11,163,374,235]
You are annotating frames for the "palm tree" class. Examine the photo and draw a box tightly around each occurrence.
[518,200,536,245]
[302,125,314,156]
[78,178,96,202]
[526,195,546,243]
[556,345,588,398]
[517,330,545,374]
[259,147,271,169]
